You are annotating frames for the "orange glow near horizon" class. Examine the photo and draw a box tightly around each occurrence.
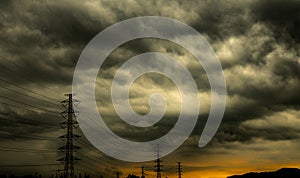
[116,163,300,178]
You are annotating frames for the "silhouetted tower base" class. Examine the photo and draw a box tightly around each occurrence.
[154,145,163,178]
[155,158,162,178]
[177,162,182,178]
[141,166,145,178]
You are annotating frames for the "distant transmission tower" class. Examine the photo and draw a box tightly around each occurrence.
[177,162,182,178]
[154,145,163,178]
[58,94,81,178]
[141,166,145,178]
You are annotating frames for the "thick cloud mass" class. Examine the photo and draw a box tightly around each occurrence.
[0,0,299,177]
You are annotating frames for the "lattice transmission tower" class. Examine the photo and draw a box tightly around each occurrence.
[57,94,81,178]
[154,146,163,178]
[177,162,182,178]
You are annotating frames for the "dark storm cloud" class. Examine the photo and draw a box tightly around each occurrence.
[26,4,103,45]
[190,0,254,40]
[203,0,300,144]
[252,0,300,43]
[0,0,300,176]
[0,0,131,89]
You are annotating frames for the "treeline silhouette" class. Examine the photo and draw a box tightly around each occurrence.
[0,173,90,178]
[228,168,300,178]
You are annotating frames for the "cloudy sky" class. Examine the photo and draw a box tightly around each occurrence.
[0,0,300,178]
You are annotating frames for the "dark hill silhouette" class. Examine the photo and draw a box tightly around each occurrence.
[227,168,300,178]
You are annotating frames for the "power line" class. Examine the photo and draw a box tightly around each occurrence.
[77,139,97,151]
[0,146,57,153]
[76,152,102,165]
[75,156,108,177]
[0,111,58,126]
[0,84,58,106]
[0,149,54,153]
[77,163,102,175]
[76,140,127,168]
[0,116,52,128]
[0,78,60,102]
[0,148,57,157]
[0,132,58,141]
[0,163,60,167]
[0,100,59,118]
[0,94,59,115]
[0,55,60,93]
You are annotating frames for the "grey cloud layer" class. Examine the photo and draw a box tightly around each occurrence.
[0,0,300,176]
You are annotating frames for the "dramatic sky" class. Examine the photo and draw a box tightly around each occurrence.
[0,0,300,178]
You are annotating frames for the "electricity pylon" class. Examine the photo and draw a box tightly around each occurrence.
[58,94,81,178]
[177,162,182,178]
[154,146,163,178]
